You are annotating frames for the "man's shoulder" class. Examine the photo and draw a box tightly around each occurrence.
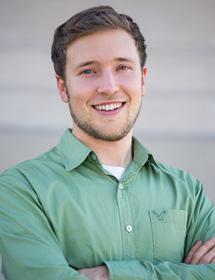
[0,145,60,184]
[151,158,203,196]
[154,159,195,180]
[134,137,202,195]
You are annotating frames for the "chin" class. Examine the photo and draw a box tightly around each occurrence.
[88,128,132,142]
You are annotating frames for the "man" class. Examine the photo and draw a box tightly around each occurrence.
[0,5,215,280]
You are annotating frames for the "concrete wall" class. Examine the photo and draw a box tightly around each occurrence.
[0,0,215,200]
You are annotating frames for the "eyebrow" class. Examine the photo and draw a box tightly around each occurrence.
[116,57,134,63]
[75,61,96,69]
[75,57,134,70]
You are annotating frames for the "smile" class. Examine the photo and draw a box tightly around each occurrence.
[93,102,125,111]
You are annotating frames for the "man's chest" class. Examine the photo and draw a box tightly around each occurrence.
[37,176,188,269]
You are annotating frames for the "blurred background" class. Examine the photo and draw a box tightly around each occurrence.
[0,0,214,201]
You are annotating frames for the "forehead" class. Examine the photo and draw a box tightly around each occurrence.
[66,29,140,66]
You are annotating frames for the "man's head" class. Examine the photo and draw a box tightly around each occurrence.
[52,6,147,142]
[51,5,147,80]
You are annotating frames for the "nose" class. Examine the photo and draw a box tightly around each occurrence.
[97,70,119,95]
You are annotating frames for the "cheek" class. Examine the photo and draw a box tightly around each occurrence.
[120,81,142,102]
[68,78,97,99]
[118,72,142,89]
[67,84,95,113]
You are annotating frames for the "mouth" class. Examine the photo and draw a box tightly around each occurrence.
[92,102,126,112]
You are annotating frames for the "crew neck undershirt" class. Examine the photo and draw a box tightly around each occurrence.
[102,164,125,180]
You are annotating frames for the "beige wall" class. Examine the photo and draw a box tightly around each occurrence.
[0,0,215,200]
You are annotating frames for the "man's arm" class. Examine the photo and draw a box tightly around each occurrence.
[0,172,88,280]
[76,238,215,280]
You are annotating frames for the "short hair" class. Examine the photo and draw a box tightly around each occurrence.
[51,5,147,79]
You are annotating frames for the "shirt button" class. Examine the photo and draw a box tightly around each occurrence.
[118,183,124,189]
[126,225,133,232]
[91,154,97,161]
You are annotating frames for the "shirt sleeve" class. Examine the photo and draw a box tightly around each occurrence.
[0,171,88,280]
[105,260,215,280]
[105,180,215,280]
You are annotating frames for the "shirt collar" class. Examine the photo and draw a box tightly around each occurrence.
[132,137,158,168]
[57,129,92,171]
[57,129,158,171]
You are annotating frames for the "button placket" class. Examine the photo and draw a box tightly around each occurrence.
[116,181,135,258]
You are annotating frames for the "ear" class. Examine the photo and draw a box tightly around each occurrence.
[141,67,147,97]
[56,74,69,103]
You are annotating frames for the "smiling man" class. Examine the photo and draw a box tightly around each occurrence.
[0,6,215,280]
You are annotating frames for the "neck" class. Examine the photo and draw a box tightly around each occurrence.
[72,127,133,168]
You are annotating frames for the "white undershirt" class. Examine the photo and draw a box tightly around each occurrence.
[102,164,125,180]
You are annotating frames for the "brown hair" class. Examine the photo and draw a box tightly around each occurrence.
[51,5,147,79]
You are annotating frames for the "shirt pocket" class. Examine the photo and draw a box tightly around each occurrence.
[149,209,188,262]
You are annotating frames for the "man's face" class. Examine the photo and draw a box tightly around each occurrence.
[57,29,146,141]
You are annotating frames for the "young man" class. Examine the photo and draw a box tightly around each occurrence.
[0,6,215,280]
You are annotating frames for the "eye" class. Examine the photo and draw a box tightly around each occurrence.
[80,69,96,75]
[116,65,132,71]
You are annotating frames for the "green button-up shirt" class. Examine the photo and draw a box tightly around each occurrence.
[0,129,215,279]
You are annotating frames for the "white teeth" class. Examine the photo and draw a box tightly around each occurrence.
[94,103,122,111]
